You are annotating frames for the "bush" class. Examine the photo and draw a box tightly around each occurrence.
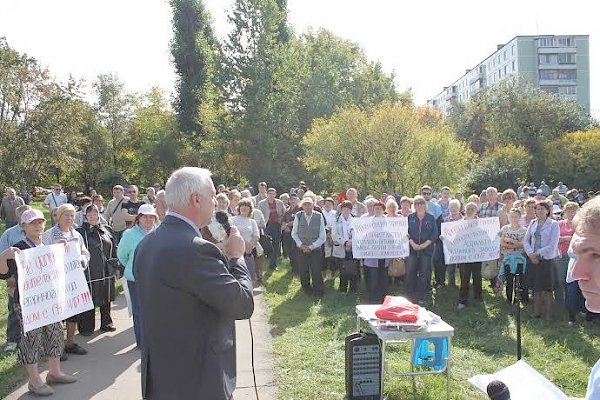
[462,144,531,194]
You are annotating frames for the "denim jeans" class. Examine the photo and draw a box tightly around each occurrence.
[406,253,432,302]
[127,280,142,347]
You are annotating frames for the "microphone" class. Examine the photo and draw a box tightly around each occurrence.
[215,211,231,237]
[487,380,510,400]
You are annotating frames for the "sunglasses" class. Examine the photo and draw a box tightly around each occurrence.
[421,192,432,196]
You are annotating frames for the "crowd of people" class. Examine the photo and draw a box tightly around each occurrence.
[0,177,599,397]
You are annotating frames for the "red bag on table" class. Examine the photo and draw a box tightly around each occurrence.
[375,296,420,323]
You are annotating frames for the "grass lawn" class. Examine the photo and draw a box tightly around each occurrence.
[263,261,600,399]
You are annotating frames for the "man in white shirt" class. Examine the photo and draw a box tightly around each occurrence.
[43,184,67,224]
[292,197,326,297]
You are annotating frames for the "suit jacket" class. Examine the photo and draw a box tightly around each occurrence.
[257,198,285,225]
[134,215,254,400]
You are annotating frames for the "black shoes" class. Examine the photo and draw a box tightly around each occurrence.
[65,343,87,355]
[100,325,117,332]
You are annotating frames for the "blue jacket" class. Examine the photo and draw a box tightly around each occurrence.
[407,212,438,256]
[117,224,148,281]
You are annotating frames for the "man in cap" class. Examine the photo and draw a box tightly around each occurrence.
[291,197,326,297]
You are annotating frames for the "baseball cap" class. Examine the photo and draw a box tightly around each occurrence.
[21,209,46,224]
[552,205,562,214]
[137,204,158,218]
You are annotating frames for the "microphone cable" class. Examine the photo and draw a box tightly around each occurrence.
[248,318,260,400]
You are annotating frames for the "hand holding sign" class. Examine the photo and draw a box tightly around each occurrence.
[441,217,501,264]
[15,242,93,333]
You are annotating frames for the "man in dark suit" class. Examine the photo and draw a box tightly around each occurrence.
[134,167,254,400]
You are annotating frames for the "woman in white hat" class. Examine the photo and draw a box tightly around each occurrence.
[117,203,158,348]
[0,209,77,396]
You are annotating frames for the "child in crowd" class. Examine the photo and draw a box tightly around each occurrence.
[500,208,528,303]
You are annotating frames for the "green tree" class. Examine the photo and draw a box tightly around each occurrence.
[128,87,180,185]
[0,38,53,189]
[222,0,305,187]
[448,76,591,178]
[170,0,220,138]
[297,29,404,135]
[461,144,531,195]
[543,129,600,191]
[303,102,473,196]
[92,73,133,180]
[13,81,89,188]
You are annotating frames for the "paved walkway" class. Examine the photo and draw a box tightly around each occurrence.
[7,288,276,400]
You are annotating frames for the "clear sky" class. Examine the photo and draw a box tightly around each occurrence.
[0,0,597,116]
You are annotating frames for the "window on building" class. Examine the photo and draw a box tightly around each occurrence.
[558,53,575,64]
[559,86,577,95]
[512,60,516,71]
[539,69,577,80]
[539,54,557,64]
[537,37,575,48]
[541,86,559,94]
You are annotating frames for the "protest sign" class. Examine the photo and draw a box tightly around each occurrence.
[352,216,409,259]
[441,217,500,264]
[15,241,93,333]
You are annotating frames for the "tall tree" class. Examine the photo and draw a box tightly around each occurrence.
[297,29,403,135]
[448,76,591,178]
[92,73,133,181]
[222,0,302,187]
[170,0,219,138]
[128,87,180,185]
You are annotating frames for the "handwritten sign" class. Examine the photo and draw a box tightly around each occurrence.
[352,216,409,259]
[441,217,500,264]
[15,242,93,333]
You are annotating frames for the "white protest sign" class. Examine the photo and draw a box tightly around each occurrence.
[441,217,500,264]
[352,216,409,259]
[15,242,93,333]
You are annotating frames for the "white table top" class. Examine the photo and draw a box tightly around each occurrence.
[356,304,454,341]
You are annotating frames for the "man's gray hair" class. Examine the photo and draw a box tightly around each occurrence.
[165,167,213,210]
[364,197,377,207]
[486,186,498,195]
